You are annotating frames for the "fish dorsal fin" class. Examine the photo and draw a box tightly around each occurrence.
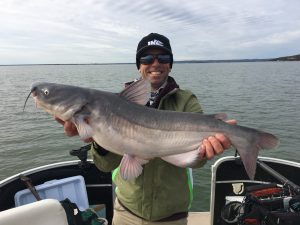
[119,78,151,105]
[212,113,228,121]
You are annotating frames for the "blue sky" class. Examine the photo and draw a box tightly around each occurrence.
[1,0,300,64]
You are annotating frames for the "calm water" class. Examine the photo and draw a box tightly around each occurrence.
[0,62,299,211]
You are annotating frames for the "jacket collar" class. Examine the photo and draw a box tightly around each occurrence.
[147,76,179,108]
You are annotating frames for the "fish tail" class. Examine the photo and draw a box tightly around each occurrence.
[232,131,279,180]
[257,132,279,150]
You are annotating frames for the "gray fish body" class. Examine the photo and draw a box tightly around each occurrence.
[28,80,279,180]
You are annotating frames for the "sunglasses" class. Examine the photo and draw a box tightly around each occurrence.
[140,54,172,65]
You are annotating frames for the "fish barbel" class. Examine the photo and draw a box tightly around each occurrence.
[24,79,279,180]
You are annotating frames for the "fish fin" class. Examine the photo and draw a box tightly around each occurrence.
[161,151,199,168]
[72,116,94,139]
[257,132,279,150]
[162,149,205,168]
[234,132,279,180]
[237,145,259,180]
[213,113,228,121]
[119,154,149,180]
[205,113,228,121]
[119,78,151,105]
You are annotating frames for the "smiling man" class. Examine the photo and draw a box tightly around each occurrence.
[90,33,234,225]
[136,33,173,91]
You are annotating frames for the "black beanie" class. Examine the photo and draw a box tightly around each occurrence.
[136,33,173,69]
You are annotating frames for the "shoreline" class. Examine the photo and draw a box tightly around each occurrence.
[1,59,299,67]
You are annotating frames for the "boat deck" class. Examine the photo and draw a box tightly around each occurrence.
[188,212,210,225]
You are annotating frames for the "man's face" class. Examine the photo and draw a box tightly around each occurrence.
[138,48,171,90]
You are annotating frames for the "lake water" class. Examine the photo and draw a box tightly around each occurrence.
[0,62,299,211]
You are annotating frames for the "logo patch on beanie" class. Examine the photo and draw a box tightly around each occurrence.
[148,39,164,47]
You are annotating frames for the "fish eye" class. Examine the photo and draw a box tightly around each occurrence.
[43,89,49,95]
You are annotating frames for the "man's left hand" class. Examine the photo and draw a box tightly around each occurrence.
[200,120,237,159]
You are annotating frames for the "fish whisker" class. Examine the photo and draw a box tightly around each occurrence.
[23,88,35,112]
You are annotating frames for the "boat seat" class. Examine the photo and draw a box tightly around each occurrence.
[0,199,68,225]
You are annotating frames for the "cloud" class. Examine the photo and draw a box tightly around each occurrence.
[0,0,299,64]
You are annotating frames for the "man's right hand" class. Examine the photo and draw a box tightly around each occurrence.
[55,117,93,143]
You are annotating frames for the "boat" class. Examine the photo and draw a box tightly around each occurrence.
[0,144,300,225]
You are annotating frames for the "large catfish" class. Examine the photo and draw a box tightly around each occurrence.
[24,79,279,180]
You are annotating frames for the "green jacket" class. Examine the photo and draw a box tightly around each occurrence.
[91,87,206,221]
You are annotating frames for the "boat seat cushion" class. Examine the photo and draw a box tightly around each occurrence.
[0,199,68,225]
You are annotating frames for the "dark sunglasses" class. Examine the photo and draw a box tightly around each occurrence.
[140,54,172,65]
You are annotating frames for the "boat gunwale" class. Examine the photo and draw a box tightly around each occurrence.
[0,159,94,187]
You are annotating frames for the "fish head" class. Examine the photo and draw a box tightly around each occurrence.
[28,82,89,121]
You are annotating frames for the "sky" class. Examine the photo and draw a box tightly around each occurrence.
[1,0,300,64]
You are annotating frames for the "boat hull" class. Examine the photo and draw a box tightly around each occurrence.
[210,156,300,225]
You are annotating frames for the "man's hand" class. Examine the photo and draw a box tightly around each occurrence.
[200,119,237,159]
[55,117,93,143]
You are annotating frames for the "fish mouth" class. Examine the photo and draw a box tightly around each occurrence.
[23,87,37,112]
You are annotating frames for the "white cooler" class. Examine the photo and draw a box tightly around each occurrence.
[14,175,89,211]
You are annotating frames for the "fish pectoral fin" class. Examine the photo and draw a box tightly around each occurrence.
[119,154,149,180]
[72,116,94,139]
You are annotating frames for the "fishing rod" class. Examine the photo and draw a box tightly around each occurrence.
[257,159,300,195]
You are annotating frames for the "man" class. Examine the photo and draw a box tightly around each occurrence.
[57,33,235,225]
